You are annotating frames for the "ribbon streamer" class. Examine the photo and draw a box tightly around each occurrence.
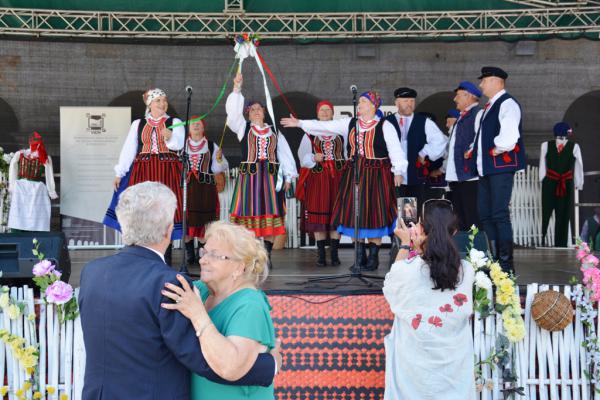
[168,59,239,129]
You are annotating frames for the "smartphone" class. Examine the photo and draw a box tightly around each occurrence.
[397,197,418,227]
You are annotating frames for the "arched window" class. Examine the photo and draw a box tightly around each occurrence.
[563,90,600,224]
[273,91,320,166]
[415,91,457,134]
[0,97,20,151]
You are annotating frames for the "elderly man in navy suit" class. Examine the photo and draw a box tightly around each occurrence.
[79,181,278,400]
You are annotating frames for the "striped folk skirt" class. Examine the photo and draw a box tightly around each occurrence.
[331,157,397,239]
[103,152,184,240]
[129,153,183,223]
[187,173,219,238]
[301,160,343,233]
[230,160,286,237]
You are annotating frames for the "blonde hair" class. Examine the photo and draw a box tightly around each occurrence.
[204,221,269,286]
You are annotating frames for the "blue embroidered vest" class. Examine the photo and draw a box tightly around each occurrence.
[478,93,526,176]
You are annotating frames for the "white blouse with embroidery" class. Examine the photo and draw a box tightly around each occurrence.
[225,90,298,182]
[382,256,476,400]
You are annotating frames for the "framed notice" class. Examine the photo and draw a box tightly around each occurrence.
[60,107,131,247]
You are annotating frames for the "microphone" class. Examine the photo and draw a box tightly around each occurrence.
[185,85,193,95]
[350,85,358,94]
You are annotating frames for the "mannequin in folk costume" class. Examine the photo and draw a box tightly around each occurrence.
[467,66,527,274]
[539,122,583,247]
[103,88,185,264]
[184,118,229,265]
[297,100,346,267]
[282,91,407,271]
[8,132,58,231]
[225,73,298,265]
[386,87,448,216]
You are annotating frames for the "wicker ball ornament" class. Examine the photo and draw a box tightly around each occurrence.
[531,290,574,332]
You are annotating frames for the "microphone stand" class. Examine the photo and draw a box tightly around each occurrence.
[179,88,194,275]
[287,87,384,290]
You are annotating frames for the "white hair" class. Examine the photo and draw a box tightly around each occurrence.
[116,182,177,246]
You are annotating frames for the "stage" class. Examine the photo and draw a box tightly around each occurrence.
[63,245,583,399]
[67,246,580,291]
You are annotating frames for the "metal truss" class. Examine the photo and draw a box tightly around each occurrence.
[0,5,599,40]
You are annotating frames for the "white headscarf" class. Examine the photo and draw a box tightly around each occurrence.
[144,88,167,116]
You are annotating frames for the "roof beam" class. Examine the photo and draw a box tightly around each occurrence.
[0,6,598,40]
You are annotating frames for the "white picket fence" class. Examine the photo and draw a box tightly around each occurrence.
[0,284,597,399]
[511,165,565,248]
[0,287,84,400]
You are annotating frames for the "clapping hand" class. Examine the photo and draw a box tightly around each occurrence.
[280,114,300,128]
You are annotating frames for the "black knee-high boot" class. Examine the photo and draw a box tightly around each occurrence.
[316,240,327,267]
[364,242,380,271]
[498,240,515,275]
[349,242,367,272]
[264,240,274,269]
[330,239,341,266]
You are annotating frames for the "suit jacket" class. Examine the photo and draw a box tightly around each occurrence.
[79,245,275,400]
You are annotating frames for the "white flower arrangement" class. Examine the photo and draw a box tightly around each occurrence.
[467,226,526,397]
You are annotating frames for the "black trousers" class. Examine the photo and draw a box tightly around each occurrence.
[449,180,480,231]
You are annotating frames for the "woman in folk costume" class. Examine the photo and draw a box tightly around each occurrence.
[104,88,184,263]
[296,100,346,267]
[8,132,58,231]
[225,73,298,262]
[282,91,407,271]
[183,118,229,265]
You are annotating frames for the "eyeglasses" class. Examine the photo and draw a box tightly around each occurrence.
[422,198,453,216]
[199,248,239,261]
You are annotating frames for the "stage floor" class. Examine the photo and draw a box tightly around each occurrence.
[68,246,580,292]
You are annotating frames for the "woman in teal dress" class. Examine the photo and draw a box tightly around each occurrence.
[161,220,277,399]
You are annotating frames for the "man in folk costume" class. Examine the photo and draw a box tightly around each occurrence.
[539,122,583,247]
[103,88,185,264]
[8,132,58,231]
[282,91,407,271]
[297,100,346,267]
[386,88,448,214]
[225,73,298,264]
[184,118,229,265]
[467,66,526,273]
[442,82,482,231]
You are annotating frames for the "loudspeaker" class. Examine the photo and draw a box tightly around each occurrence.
[0,232,71,284]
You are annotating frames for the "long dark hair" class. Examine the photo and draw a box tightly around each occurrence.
[421,200,461,291]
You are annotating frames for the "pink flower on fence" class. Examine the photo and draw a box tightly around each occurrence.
[583,254,600,268]
[45,281,73,305]
[576,249,588,261]
[32,260,55,276]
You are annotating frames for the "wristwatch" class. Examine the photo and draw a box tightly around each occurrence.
[398,245,411,251]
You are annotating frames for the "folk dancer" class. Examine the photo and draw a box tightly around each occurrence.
[282,91,407,271]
